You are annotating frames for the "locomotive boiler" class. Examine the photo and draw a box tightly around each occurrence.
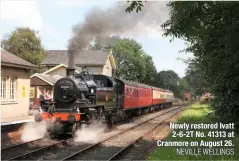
[35,70,91,135]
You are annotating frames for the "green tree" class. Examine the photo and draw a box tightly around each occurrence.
[127,1,239,127]
[162,1,239,128]
[155,70,185,100]
[156,70,179,88]
[112,38,146,82]
[178,78,188,90]
[92,36,157,85]
[141,55,157,85]
[125,1,145,13]
[184,59,210,96]
[1,27,46,66]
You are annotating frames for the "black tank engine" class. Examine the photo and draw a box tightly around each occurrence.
[35,68,117,135]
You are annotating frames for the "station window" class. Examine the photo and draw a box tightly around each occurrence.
[1,77,17,103]
[1,77,7,101]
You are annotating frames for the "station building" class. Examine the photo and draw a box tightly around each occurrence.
[1,49,37,121]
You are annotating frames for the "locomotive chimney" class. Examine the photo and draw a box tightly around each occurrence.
[66,50,75,78]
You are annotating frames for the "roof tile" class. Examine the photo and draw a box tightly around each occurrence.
[41,50,110,66]
[1,49,37,68]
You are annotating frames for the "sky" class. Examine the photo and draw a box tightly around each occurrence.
[0,0,193,77]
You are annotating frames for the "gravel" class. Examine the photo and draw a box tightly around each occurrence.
[1,138,58,160]
[114,111,184,160]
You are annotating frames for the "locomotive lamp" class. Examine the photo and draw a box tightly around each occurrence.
[77,107,80,114]
[91,88,94,93]
[67,115,76,124]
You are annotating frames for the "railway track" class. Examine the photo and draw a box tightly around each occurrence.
[60,106,184,160]
[1,137,61,160]
[2,105,186,160]
[1,138,42,151]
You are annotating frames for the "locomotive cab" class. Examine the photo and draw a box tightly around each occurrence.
[91,74,118,110]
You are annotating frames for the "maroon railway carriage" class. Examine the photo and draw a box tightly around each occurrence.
[115,79,153,110]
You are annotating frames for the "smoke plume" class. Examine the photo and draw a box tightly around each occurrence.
[68,1,169,51]
[74,122,106,143]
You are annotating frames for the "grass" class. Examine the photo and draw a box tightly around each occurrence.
[147,103,239,160]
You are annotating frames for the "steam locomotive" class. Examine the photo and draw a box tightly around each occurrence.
[35,67,174,136]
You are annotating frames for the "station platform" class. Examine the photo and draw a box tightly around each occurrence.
[1,115,34,126]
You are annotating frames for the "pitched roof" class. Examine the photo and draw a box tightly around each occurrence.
[31,73,63,86]
[41,64,80,74]
[41,50,110,67]
[1,49,37,69]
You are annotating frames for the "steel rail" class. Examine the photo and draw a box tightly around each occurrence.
[60,106,184,161]
[5,138,71,161]
[1,138,43,151]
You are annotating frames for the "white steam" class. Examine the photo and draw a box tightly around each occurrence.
[74,122,106,143]
[20,120,53,142]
